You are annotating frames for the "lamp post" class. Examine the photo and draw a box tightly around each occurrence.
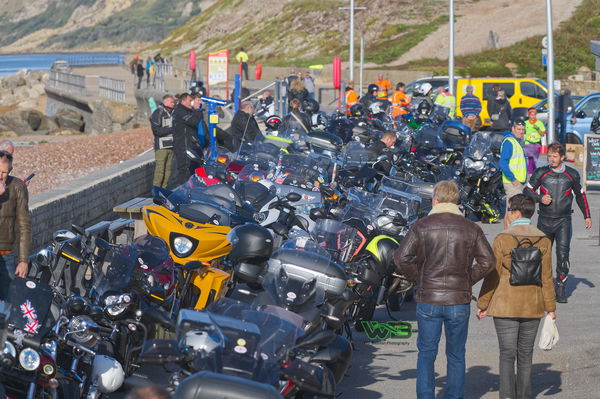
[448,0,455,96]
[339,1,366,81]
[546,0,556,144]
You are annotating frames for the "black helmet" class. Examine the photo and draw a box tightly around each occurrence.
[264,115,282,131]
[367,83,379,95]
[349,103,365,118]
[302,98,320,114]
[227,224,273,265]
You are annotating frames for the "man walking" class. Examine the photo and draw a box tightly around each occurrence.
[395,180,495,399]
[0,151,31,300]
[150,95,175,189]
[136,60,145,90]
[235,48,249,80]
[459,85,482,132]
[500,120,527,224]
[524,142,591,303]
[172,93,206,185]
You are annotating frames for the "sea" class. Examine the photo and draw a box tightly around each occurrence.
[0,52,125,76]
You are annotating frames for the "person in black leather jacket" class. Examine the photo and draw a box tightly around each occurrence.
[172,93,207,185]
[524,142,592,303]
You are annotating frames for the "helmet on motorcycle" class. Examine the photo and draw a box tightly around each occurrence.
[419,82,433,95]
[227,224,274,282]
[264,115,282,131]
[91,355,125,393]
[349,103,365,118]
[302,98,320,114]
[367,83,379,96]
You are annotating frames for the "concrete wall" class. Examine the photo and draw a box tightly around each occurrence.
[45,87,94,132]
[29,151,154,250]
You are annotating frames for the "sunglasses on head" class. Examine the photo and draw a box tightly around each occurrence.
[0,151,13,161]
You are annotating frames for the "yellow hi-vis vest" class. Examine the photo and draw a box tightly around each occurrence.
[501,137,527,183]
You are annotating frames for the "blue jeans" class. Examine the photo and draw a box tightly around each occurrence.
[0,253,16,301]
[416,302,470,399]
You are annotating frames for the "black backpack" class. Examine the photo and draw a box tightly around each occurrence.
[504,236,544,286]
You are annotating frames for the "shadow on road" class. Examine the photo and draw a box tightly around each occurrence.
[566,275,595,297]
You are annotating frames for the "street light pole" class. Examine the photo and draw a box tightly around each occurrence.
[350,0,355,81]
[360,34,365,94]
[546,0,556,144]
[448,0,455,96]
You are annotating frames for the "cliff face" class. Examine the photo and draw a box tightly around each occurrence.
[0,0,205,53]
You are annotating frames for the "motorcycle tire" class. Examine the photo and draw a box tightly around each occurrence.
[354,293,377,332]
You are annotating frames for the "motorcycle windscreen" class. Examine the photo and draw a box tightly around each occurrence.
[7,278,53,342]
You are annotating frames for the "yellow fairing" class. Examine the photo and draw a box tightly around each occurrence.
[186,267,230,310]
[142,205,232,263]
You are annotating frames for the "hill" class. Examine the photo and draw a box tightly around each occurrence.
[0,0,208,53]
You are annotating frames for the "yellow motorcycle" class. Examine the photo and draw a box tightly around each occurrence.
[143,183,255,311]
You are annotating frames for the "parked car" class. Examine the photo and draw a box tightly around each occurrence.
[531,96,583,124]
[50,59,71,73]
[566,92,600,143]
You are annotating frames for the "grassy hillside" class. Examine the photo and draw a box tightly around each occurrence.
[149,0,450,67]
[401,0,600,78]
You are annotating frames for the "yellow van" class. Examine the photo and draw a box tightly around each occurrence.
[455,78,549,126]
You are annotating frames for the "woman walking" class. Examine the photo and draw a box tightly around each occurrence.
[477,194,556,399]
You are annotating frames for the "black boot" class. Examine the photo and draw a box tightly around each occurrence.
[555,279,568,303]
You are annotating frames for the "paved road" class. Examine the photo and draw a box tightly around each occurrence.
[338,180,600,399]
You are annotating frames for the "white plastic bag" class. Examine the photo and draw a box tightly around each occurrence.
[538,314,559,350]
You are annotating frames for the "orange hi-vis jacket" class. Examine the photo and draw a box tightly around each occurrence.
[345,88,359,114]
[391,90,410,117]
[374,79,393,98]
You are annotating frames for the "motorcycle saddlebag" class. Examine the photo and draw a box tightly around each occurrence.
[175,370,282,399]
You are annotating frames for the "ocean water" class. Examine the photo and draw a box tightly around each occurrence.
[0,52,125,76]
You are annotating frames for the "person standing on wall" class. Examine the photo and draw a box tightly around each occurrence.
[524,142,591,303]
[499,121,527,227]
[235,48,249,80]
[150,95,175,189]
[523,107,546,175]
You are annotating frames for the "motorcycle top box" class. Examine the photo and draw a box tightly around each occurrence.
[268,248,348,298]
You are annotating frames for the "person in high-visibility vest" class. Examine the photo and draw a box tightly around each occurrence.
[235,48,249,80]
[523,107,546,175]
[345,81,359,116]
[500,120,527,226]
[374,73,392,99]
[434,87,456,118]
[391,82,410,118]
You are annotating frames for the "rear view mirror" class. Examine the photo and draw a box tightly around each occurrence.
[309,208,326,221]
[286,192,302,202]
[293,216,310,232]
[576,110,586,119]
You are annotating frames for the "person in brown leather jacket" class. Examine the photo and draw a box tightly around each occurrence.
[395,180,495,399]
[0,152,31,301]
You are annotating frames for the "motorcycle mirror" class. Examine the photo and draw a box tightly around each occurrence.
[281,360,335,396]
[319,185,335,198]
[153,196,167,206]
[309,208,326,221]
[185,149,203,161]
[286,192,302,202]
[295,329,337,349]
[293,216,310,232]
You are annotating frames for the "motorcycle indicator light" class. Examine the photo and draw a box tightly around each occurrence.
[19,348,41,371]
[42,363,55,376]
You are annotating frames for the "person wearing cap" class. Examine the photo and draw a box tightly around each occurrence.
[524,107,546,175]
[499,121,527,227]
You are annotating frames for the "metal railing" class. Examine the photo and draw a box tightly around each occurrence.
[63,54,125,66]
[99,76,126,102]
[48,70,86,95]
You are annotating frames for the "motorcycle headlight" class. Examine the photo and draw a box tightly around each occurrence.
[173,236,194,256]
[3,342,16,359]
[103,294,131,317]
[19,348,40,371]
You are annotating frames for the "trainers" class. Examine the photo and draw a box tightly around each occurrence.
[555,282,568,303]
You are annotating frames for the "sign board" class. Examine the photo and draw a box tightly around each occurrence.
[542,54,547,67]
[583,134,600,190]
[542,36,548,49]
[554,80,561,91]
[207,49,229,86]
